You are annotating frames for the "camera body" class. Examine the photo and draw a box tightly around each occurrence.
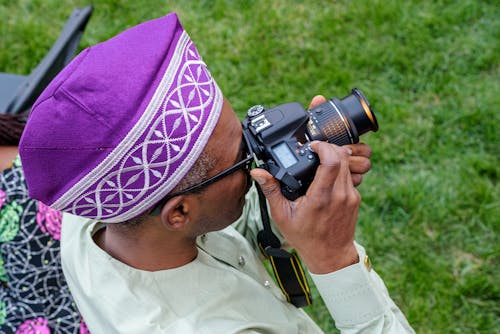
[242,88,378,200]
[243,102,319,200]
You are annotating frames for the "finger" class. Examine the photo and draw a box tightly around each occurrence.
[348,155,371,174]
[308,95,327,109]
[332,162,361,217]
[351,173,363,187]
[307,141,350,196]
[344,142,372,158]
[333,148,356,193]
[250,168,289,220]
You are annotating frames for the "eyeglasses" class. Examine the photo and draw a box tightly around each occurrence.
[149,135,253,216]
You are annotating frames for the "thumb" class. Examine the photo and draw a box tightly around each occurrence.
[250,168,286,205]
[309,95,327,109]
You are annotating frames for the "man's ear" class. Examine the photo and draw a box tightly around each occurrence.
[159,196,191,231]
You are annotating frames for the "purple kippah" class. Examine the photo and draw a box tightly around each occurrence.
[19,13,223,223]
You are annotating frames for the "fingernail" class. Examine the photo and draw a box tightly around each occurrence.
[345,148,352,155]
[309,141,318,152]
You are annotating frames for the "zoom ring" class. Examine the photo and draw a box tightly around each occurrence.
[310,102,353,146]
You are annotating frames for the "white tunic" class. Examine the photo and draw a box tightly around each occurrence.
[61,186,414,333]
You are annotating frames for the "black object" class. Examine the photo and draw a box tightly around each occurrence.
[255,184,312,307]
[0,6,93,115]
[242,88,378,200]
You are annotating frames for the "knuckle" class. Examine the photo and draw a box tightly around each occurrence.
[322,157,341,169]
[340,151,353,163]
[349,190,361,206]
[261,183,280,197]
[320,150,343,168]
[309,194,330,210]
[333,189,360,207]
[332,191,348,204]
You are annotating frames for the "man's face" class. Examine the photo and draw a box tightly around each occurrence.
[188,98,251,235]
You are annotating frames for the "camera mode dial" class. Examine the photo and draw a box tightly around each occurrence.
[247,105,266,117]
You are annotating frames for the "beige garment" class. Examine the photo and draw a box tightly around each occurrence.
[61,185,414,333]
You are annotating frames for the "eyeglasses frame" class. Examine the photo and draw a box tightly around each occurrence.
[149,132,254,216]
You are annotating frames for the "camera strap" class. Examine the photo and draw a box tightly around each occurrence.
[255,184,312,308]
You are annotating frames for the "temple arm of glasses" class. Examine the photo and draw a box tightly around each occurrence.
[149,155,253,216]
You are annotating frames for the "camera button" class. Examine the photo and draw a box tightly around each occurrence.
[247,105,265,117]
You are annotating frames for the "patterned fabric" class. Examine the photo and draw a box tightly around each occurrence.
[52,30,222,223]
[0,157,89,333]
[19,13,223,223]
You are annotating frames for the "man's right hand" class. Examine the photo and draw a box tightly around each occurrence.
[250,140,361,274]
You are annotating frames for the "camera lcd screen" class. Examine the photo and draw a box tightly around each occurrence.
[273,143,298,168]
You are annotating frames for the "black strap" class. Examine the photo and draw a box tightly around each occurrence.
[255,184,312,308]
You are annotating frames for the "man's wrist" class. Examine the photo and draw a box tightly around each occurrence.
[309,243,390,327]
[306,243,359,274]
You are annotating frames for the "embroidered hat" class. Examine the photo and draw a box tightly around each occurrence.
[19,13,223,223]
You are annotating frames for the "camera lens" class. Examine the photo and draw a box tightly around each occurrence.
[306,88,378,145]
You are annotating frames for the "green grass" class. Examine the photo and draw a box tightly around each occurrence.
[1,0,498,333]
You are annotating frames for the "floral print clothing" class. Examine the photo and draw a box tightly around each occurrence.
[0,157,89,333]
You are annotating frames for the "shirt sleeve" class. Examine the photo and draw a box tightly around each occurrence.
[233,184,414,333]
[309,242,415,334]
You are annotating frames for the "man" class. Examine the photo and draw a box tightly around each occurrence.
[19,12,414,333]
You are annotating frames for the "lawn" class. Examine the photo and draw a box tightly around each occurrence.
[1,0,498,333]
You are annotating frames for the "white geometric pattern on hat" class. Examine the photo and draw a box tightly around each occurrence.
[51,31,223,223]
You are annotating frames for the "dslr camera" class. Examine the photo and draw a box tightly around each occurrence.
[242,88,378,200]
